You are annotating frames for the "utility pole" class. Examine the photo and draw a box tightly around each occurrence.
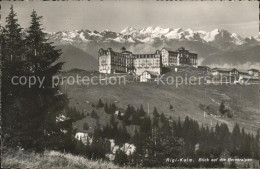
[174,98,175,111]
[148,103,150,114]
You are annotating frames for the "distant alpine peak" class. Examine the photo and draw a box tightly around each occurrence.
[254,35,260,42]
[212,28,220,32]
[47,26,258,46]
[186,28,193,32]
[120,26,137,34]
[104,29,112,32]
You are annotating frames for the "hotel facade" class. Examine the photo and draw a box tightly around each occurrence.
[161,47,198,67]
[98,47,198,76]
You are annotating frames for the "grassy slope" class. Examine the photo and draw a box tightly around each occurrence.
[3,149,258,169]
[61,68,260,134]
[2,149,119,169]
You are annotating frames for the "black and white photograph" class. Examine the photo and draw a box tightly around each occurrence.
[1,1,260,168]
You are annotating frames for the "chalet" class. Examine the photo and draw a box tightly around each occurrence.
[211,68,239,77]
[237,71,260,84]
[237,76,260,85]
[198,66,211,73]
[139,71,158,82]
[211,68,260,84]
[248,69,259,77]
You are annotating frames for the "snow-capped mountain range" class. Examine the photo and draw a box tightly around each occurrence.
[46,27,260,70]
[47,26,259,46]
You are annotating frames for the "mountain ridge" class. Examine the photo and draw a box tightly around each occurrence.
[47,27,260,69]
[47,26,259,47]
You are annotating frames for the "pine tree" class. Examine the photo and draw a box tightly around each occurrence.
[131,128,144,154]
[160,112,166,123]
[142,127,183,167]
[219,123,230,150]
[89,132,107,160]
[91,110,99,119]
[175,117,182,137]
[20,10,70,151]
[117,111,123,120]
[123,105,132,125]
[1,5,27,148]
[140,116,152,136]
[110,114,117,128]
[111,103,117,113]
[152,107,159,128]
[104,102,109,114]
[231,123,241,156]
[2,5,23,62]
[219,101,226,115]
[153,107,159,117]
[139,104,146,116]
[97,99,104,108]
[115,124,130,145]
[93,119,101,139]
[161,116,171,136]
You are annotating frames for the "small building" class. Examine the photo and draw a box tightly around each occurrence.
[211,68,239,77]
[210,68,239,84]
[139,71,158,82]
[248,69,259,77]
[198,66,211,73]
[237,71,260,84]
[211,68,260,84]
[238,76,260,85]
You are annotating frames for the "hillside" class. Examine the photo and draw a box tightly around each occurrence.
[2,149,119,169]
[61,69,260,134]
[57,45,98,71]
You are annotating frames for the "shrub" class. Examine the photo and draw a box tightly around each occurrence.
[227,110,233,118]
[91,110,99,119]
[114,150,128,166]
[83,122,89,130]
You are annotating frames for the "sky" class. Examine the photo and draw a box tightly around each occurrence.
[1,1,259,38]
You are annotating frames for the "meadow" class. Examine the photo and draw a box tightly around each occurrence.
[61,68,260,134]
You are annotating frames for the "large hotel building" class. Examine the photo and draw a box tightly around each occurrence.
[98,47,198,76]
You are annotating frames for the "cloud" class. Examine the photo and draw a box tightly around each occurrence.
[207,62,260,71]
